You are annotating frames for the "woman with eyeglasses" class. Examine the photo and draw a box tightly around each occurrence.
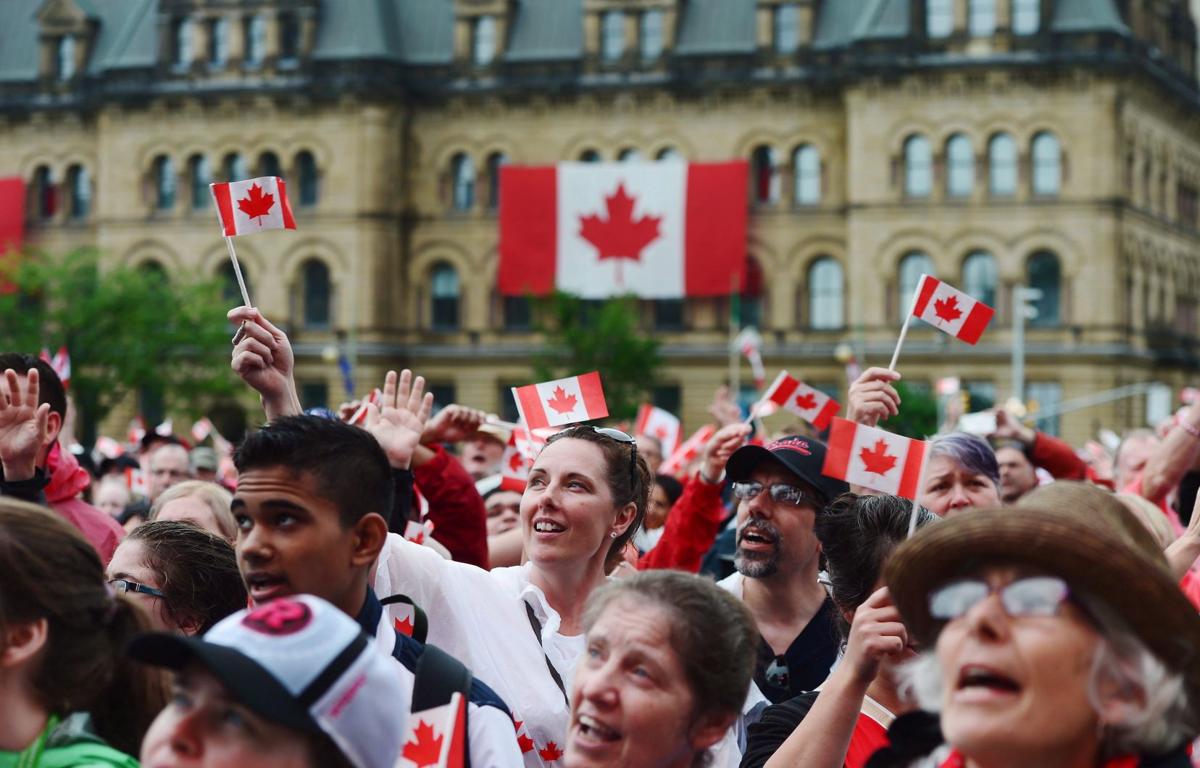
[106,520,247,635]
[881,481,1200,767]
[0,497,167,765]
[365,370,652,767]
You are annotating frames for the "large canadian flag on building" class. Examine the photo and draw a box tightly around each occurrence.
[498,161,748,298]
[822,418,928,499]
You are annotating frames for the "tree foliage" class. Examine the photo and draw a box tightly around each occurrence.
[533,292,661,422]
[0,248,236,444]
[887,381,940,439]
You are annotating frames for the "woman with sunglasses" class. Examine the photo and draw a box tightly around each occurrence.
[365,370,651,767]
[883,481,1200,767]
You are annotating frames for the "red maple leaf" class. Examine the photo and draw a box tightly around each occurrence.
[794,392,818,411]
[578,184,662,285]
[508,451,524,472]
[236,183,275,224]
[932,295,962,322]
[518,733,536,753]
[539,742,564,761]
[408,531,425,545]
[403,721,443,767]
[859,440,898,476]
[394,616,414,636]
[546,386,577,416]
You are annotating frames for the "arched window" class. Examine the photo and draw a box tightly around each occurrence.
[472,15,496,65]
[301,259,331,329]
[1013,0,1040,35]
[244,15,265,66]
[904,135,932,198]
[486,152,507,211]
[774,4,800,54]
[808,257,844,329]
[171,17,192,68]
[58,36,75,80]
[927,0,953,37]
[208,17,228,66]
[153,155,175,210]
[67,165,89,220]
[223,153,247,183]
[962,251,997,308]
[451,153,475,211]
[431,263,460,330]
[188,154,211,210]
[258,151,281,178]
[751,145,779,204]
[739,257,764,328]
[296,151,318,206]
[968,0,996,36]
[602,11,625,61]
[1027,251,1061,326]
[218,261,251,307]
[640,10,664,61]
[945,134,974,198]
[579,149,601,163]
[793,144,821,205]
[898,251,934,321]
[618,148,643,162]
[1031,132,1061,196]
[31,166,56,220]
[656,147,682,162]
[988,133,1017,196]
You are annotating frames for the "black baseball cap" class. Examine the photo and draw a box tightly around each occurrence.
[726,435,848,505]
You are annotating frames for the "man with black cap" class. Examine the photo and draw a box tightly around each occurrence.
[718,434,849,705]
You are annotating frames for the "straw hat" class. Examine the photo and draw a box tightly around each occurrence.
[886,481,1200,705]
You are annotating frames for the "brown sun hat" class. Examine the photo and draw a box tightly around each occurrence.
[885,481,1200,705]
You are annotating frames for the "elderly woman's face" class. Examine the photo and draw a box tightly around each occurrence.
[920,455,1001,516]
[567,598,715,768]
[935,566,1102,763]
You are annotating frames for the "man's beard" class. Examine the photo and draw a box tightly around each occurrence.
[734,519,781,578]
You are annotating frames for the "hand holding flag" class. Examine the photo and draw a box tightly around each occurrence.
[209,176,296,309]
[889,274,995,371]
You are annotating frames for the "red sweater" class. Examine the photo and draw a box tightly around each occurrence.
[638,473,727,573]
[413,445,489,569]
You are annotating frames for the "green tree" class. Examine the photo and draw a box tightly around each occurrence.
[886,381,939,439]
[0,248,236,445]
[533,292,661,421]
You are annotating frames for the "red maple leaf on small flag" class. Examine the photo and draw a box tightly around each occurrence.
[539,742,564,761]
[860,440,898,476]
[508,451,524,472]
[394,616,414,637]
[933,295,962,322]
[518,733,535,753]
[578,184,662,286]
[236,183,275,224]
[402,721,443,767]
[546,386,577,415]
[794,392,818,411]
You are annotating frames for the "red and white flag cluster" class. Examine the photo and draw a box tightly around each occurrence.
[911,274,995,345]
[499,426,545,493]
[761,371,841,430]
[210,176,297,237]
[634,404,681,458]
[822,418,927,499]
[512,372,608,430]
[39,346,70,389]
[659,424,716,477]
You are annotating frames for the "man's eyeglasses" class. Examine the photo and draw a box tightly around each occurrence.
[549,425,639,491]
[731,481,820,508]
[929,576,1071,621]
[109,579,165,598]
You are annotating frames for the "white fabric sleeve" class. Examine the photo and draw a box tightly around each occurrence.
[467,701,527,768]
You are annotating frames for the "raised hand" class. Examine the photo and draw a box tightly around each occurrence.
[707,385,743,428]
[421,404,488,446]
[841,586,909,686]
[990,408,1035,446]
[228,306,301,420]
[364,370,434,470]
[0,368,54,480]
[846,367,902,427]
[700,422,752,482]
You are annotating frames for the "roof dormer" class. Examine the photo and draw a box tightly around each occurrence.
[36,0,97,84]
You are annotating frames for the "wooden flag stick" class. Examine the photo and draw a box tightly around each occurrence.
[889,281,924,372]
[224,236,252,307]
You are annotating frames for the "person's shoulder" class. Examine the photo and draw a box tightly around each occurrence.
[715,571,743,596]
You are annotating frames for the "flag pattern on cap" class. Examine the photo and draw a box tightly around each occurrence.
[761,371,840,430]
[659,424,716,477]
[210,176,297,237]
[822,418,927,499]
[634,404,681,457]
[912,274,994,345]
[512,372,608,430]
[398,693,466,768]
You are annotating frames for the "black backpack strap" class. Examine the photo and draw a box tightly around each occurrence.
[414,644,473,768]
[379,593,429,645]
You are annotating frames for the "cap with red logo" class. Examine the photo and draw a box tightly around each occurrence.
[129,594,409,768]
[725,435,848,505]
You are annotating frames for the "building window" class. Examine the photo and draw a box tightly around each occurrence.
[472,15,497,65]
[57,36,75,80]
[498,383,521,423]
[654,300,685,330]
[1178,183,1198,230]
[244,15,265,66]
[899,251,934,321]
[927,0,953,37]
[962,251,997,308]
[431,263,460,331]
[946,134,974,198]
[751,145,779,204]
[793,144,821,205]
[31,166,56,220]
[299,381,329,410]
[66,165,89,220]
[296,151,318,206]
[618,148,643,162]
[1013,0,1040,35]
[153,155,175,210]
[171,17,192,68]
[451,153,475,211]
[503,296,531,331]
[580,149,601,163]
[223,153,248,183]
[208,17,228,67]
[278,13,299,65]
[807,257,843,329]
[258,151,281,178]
[739,257,764,328]
[601,11,625,61]
[652,385,682,416]
[486,152,507,211]
[188,154,211,210]
[1027,251,1061,327]
[640,10,664,61]
[656,147,682,161]
[968,0,996,36]
[988,133,1017,196]
[219,261,252,306]
[904,135,932,198]
[1027,381,1061,436]
[774,4,800,54]
[963,380,996,412]
[1031,132,1061,196]
[301,259,331,329]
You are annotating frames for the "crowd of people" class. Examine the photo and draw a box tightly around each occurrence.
[1,304,1199,767]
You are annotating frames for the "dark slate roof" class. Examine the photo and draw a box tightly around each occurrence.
[505,0,582,62]
[86,0,158,73]
[674,0,755,56]
[0,1,42,82]
[313,0,453,64]
[852,0,913,41]
[1052,0,1129,34]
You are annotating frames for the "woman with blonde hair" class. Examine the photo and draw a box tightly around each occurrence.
[150,479,236,541]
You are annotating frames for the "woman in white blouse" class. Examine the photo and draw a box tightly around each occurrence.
[368,370,650,767]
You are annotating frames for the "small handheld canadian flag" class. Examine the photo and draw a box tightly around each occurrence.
[760,371,841,430]
[822,418,928,499]
[499,427,540,492]
[912,274,995,345]
[39,346,70,389]
[397,693,466,768]
[634,404,681,457]
[210,177,296,238]
[512,372,609,431]
[659,424,716,477]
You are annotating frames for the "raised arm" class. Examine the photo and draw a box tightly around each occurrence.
[0,368,54,496]
[846,368,901,428]
[1139,400,1200,504]
[228,307,302,420]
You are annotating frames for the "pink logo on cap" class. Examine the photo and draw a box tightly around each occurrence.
[767,436,811,456]
[242,599,312,636]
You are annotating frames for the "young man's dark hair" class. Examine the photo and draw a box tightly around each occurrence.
[234,415,394,527]
[0,353,66,418]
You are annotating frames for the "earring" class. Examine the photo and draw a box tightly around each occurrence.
[610,531,618,539]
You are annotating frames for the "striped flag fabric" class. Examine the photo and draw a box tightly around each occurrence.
[822,417,927,499]
[210,176,296,237]
[761,371,840,430]
[912,274,995,345]
[659,424,716,477]
[512,372,608,430]
[634,404,681,457]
